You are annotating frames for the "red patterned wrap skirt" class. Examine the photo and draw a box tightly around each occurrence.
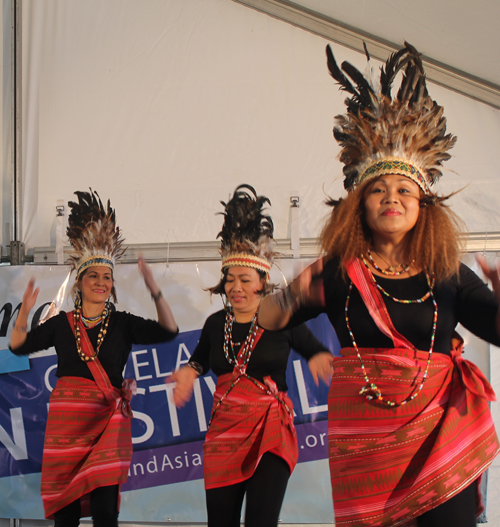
[41,377,133,518]
[328,347,499,527]
[203,372,298,489]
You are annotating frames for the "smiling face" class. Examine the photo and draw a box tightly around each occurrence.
[224,267,265,320]
[78,266,113,309]
[363,174,421,245]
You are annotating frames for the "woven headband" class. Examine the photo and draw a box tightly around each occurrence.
[359,157,429,194]
[77,255,114,276]
[221,253,271,274]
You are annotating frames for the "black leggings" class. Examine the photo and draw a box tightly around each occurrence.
[206,452,291,527]
[417,481,478,527]
[53,484,119,527]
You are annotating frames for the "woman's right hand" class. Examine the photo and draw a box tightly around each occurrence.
[289,258,325,306]
[166,366,198,408]
[22,278,40,314]
[10,278,39,350]
[259,258,324,330]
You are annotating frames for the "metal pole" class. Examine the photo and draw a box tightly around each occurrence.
[10,0,24,265]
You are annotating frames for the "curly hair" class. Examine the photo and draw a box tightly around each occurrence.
[320,179,466,282]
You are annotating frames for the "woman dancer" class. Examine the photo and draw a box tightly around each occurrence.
[170,185,333,527]
[10,190,178,527]
[258,44,500,527]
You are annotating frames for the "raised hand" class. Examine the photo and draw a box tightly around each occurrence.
[10,278,39,349]
[477,254,500,337]
[477,255,500,299]
[21,278,40,314]
[138,255,158,295]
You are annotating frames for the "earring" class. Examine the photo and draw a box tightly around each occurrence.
[74,290,82,308]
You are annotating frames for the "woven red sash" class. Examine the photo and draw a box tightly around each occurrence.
[40,313,134,518]
[326,260,500,526]
[204,373,298,489]
[204,326,298,489]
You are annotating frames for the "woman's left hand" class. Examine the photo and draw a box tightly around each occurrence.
[477,255,500,297]
[308,352,334,386]
[138,255,159,295]
[138,255,178,333]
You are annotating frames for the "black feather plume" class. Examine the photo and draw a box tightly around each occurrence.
[66,188,124,273]
[218,184,274,260]
[326,45,358,99]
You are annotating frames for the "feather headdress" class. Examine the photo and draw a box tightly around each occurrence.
[218,184,275,275]
[327,42,456,193]
[67,189,125,276]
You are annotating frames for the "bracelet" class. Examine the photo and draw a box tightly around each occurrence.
[151,290,163,301]
[13,325,28,333]
[187,361,203,376]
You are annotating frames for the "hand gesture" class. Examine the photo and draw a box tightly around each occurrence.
[308,351,333,386]
[21,278,40,315]
[477,255,500,300]
[138,255,158,294]
[166,366,198,408]
[290,258,325,306]
[476,255,500,338]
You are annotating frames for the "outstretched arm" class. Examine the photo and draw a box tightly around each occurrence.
[10,278,40,350]
[258,258,325,330]
[138,255,177,333]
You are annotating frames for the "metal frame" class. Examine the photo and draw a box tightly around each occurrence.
[21,232,500,266]
[9,0,24,265]
[232,0,500,110]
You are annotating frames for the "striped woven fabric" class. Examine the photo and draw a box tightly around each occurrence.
[41,376,132,518]
[203,372,298,489]
[328,345,499,526]
[328,258,500,525]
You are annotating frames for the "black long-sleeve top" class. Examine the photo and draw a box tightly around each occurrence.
[10,311,178,388]
[190,309,328,392]
[289,257,500,354]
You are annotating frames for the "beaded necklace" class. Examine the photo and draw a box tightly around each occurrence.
[81,311,104,328]
[73,304,110,362]
[364,250,414,276]
[210,309,294,426]
[208,310,261,424]
[362,257,435,303]
[222,310,259,368]
[345,269,438,407]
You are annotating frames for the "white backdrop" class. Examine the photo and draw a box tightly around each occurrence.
[10,0,500,253]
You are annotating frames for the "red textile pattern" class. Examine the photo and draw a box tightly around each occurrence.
[40,311,134,519]
[41,376,132,518]
[203,372,298,489]
[328,346,499,526]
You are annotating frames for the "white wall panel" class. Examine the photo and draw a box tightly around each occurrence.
[17,0,500,254]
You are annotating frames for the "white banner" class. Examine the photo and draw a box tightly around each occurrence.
[0,259,336,523]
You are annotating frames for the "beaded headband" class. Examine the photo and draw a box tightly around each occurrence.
[327,42,456,195]
[359,157,429,194]
[77,255,114,276]
[221,253,272,275]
